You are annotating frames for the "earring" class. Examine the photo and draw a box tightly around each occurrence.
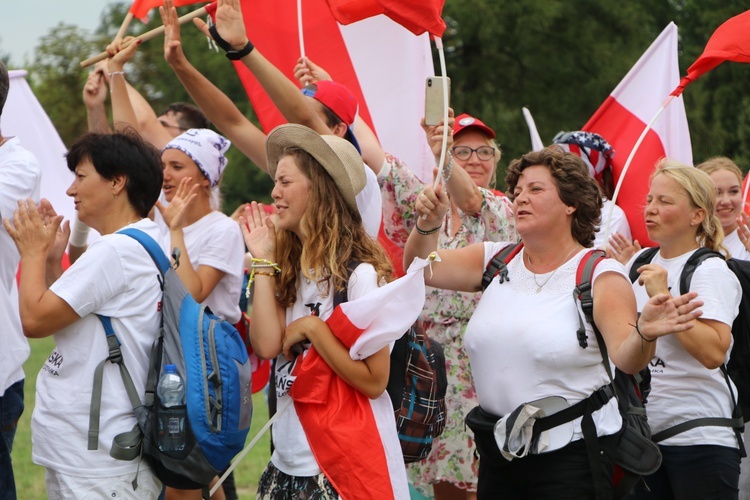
[566,208,573,214]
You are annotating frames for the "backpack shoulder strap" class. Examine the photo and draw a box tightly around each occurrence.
[118,228,171,275]
[679,248,724,295]
[573,249,607,352]
[628,247,660,283]
[481,242,523,291]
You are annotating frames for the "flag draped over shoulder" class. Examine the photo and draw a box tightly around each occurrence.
[128,0,208,21]
[583,23,692,246]
[672,10,750,96]
[289,257,430,499]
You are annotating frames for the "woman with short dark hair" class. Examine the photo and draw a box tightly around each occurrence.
[3,131,165,498]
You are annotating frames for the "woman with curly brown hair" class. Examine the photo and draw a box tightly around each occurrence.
[241,123,407,499]
[404,147,704,499]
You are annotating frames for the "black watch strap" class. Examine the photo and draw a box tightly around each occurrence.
[208,24,254,60]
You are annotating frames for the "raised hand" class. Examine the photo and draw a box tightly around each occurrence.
[415,183,449,229]
[105,36,141,73]
[635,263,670,298]
[82,68,108,109]
[293,57,332,87]
[737,212,750,252]
[193,0,247,49]
[3,199,63,260]
[38,199,70,265]
[239,201,277,261]
[159,0,186,66]
[607,232,641,265]
[155,177,199,230]
[638,290,703,340]
[421,108,455,159]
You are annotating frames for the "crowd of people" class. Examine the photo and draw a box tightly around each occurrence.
[2,0,750,499]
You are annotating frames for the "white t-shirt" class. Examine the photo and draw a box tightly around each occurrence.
[0,137,41,394]
[594,198,631,250]
[465,243,624,442]
[158,211,244,324]
[271,264,406,497]
[628,248,742,448]
[33,219,163,476]
[724,228,750,261]
[357,166,383,239]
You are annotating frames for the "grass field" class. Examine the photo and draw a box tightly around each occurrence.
[11,337,271,499]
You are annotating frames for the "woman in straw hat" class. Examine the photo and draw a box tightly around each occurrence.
[240,124,408,498]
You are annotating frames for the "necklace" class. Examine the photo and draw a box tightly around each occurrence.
[526,245,579,293]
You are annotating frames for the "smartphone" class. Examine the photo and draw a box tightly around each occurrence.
[424,77,451,126]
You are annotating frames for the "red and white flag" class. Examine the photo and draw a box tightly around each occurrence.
[327,0,446,37]
[232,0,435,183]
[289,257,430,499]
[583,22,692,246]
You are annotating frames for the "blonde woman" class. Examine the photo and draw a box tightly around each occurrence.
[626,161,742,499]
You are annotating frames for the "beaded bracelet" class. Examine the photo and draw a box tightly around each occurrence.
[415,223,441,236]
[441,151,454,182]
[246,258,281,297]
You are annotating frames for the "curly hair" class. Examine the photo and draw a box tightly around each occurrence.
[505,146,603,247]
[652,159,726,255]
[275,147,393,307]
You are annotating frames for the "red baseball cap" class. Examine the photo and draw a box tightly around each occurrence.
[453,113,496,139]
[301,80,358,127]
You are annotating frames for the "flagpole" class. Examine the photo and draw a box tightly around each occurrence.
[209,398,293,496]
[297,0,306,61]
[79,4,213,68]
[604,94,675,245]
[115,12,135,42]
[432,37,450,189]
[522,107,545,152]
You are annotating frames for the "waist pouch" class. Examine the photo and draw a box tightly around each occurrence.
[466,406,506,464]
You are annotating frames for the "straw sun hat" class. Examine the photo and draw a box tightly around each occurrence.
[266,124,366,214]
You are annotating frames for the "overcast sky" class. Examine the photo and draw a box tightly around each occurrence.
[4,0,111,66]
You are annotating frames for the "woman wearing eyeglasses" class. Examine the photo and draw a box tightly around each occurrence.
[375,111,515,500]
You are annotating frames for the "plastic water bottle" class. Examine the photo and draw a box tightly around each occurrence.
[157,364,186,453]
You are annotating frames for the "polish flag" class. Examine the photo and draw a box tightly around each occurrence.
[233,0,435,183]
[327,0,447,37]
[583,22,692,246]
[289,257,430,499]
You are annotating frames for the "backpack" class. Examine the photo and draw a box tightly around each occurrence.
[87,228,253,489]
[479,242,661,499]
[335,264,448,464]
[629,247,748,445]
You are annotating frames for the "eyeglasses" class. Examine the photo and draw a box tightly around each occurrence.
[452,145,495,161]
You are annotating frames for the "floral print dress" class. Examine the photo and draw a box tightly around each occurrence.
[378,153,516,494]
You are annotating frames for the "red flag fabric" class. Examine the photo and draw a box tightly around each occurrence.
[326,0,446,38]
[235,0,435,180]
[128,0,208,22]
[672,10,750,97]
[288,257,429,499]
[583,23,692,246]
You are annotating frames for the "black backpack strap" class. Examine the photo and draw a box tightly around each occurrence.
[332,261,362,308]
[481,242,523,291]
[678,247,723,295]
[628,247,660,283]
[574,249,607,349]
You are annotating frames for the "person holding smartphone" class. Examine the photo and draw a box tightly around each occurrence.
[366,107,514,499]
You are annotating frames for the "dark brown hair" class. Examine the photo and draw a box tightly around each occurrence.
[505,146,603,247]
